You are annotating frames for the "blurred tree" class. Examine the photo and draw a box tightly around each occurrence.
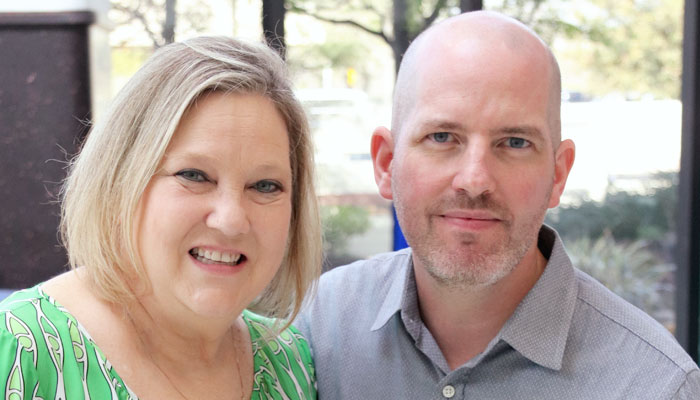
[286,0,597,76]
[565,0,684,99]
[288,0,452,74]
[110,0,211,48]
[286,0,682,98]
[321,204,371,260]
[461,0,482,11]
[289,36,371,83]
[485,0,588,43]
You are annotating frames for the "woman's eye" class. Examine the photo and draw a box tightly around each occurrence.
[253,180,282,194]
[429,132,452,143]
[506,137,531,149]
[176,169,208,182]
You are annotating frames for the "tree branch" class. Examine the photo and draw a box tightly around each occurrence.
[359,0,383,16]
[289,5,389,44]
[524,0,545,25]
[424,0,448,28]
[113,3,162,48]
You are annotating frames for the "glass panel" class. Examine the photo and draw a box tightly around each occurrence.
[539,0,684,333]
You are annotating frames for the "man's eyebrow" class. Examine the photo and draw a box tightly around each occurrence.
[417,119,466,132]
[496,125,544,138]
[415,120,545,139]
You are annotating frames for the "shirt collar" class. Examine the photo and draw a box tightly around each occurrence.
[370,248,412,331]
[369,226,578,371]
[499,225,578,370]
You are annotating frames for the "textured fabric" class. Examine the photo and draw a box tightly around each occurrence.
[244,310,317,399]
[0,285,316,400]
[296,226,700,399]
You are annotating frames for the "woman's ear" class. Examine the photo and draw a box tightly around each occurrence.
[371,126,395,200]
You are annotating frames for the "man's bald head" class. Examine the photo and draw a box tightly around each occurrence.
[391,11,562,147]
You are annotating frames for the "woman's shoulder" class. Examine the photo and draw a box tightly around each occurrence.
[0,280,138,400]
[0,285,60,365]
[1,284,45,308]
[243,310,317,400]
[0,272,91,338]
[0,284,65,331]
[0,283,77,398]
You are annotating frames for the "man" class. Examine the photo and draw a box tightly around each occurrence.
[296,11,700,399]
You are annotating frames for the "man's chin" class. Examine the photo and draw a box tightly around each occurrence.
[416,248,519,289]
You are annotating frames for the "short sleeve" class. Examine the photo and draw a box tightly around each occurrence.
[244,310,317,399]
[0,310,44,400]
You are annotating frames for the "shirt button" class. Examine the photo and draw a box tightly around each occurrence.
[442,385,456,398]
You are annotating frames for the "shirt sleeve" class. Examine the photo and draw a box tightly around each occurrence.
[0,314,42,399]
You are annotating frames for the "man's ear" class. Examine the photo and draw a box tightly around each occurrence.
[371,126,395,200]
[548,139,576,208]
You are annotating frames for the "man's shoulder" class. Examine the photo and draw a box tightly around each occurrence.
[572,268,698,374]
[318,248,411,294]
[297,248,411,337]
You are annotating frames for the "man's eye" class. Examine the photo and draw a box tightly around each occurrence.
[176,169,208,182]
[253,180,282,194]
[506,137,530,149]
[429,132,452,143]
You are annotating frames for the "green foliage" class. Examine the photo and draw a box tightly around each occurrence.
[558,0,683,99]
[288,0,390,33]
[546,172,678,242]
[321,205,371,256]
[289,37,371,70]
[486,0,587,43]
[291,0,683,98]
[567,234,674,327]
[288,0,455,72]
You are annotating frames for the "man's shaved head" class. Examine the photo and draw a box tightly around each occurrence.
[370,9,576,293]
[392,11,562,147]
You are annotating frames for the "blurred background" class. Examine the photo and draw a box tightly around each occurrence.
[0,0,693,340]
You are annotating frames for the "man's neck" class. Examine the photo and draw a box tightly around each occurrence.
[414,247,547,370]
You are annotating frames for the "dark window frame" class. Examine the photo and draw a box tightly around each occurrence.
[676,0,700,362]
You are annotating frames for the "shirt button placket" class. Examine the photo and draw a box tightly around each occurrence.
[442,384,456,398]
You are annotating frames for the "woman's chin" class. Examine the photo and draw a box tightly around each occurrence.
[184,288,248,320]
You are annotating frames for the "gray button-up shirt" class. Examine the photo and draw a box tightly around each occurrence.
[296,226,700,399]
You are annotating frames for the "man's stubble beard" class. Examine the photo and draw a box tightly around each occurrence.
[393,182,552,290]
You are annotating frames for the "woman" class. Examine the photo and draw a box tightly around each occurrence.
[0,36,321,399]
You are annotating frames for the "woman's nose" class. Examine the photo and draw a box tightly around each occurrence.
[205,192,251,237]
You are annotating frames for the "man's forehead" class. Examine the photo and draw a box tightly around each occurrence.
[392,12,561,144]
[401,12,552,84]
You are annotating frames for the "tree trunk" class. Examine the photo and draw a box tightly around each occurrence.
[262,0,286,59]
[392,0,410,74]
[163,0,177,44]
[460,0,482,12]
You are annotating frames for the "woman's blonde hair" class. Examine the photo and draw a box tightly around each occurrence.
[60,36,321,322]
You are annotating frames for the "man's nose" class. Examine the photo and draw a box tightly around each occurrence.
[450,143,496,198]
[205,191,251,237]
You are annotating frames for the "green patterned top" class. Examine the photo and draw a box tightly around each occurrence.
[0,285,316,400]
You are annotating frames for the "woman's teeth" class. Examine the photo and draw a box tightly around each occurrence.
[190,248,242,265]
